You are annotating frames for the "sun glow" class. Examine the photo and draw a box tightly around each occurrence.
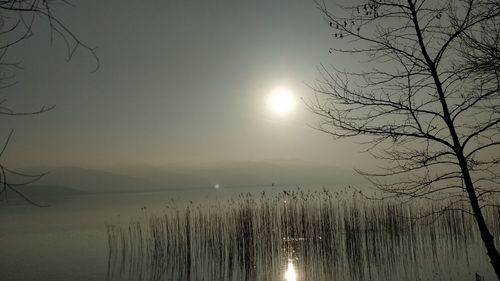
[268,87,296,116]
[284,261,297,281]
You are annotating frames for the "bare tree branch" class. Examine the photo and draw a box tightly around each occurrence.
[308,0,500,277]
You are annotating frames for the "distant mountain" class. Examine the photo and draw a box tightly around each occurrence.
[4,184,86,206]
[16,184,86,197]
[17,161,366,194]
[109,161,367,188]
[105,164,210,189]
[191,161,365,187]
[33,167,161,193]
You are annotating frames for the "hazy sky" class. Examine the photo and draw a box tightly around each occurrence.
[2,0,372,169]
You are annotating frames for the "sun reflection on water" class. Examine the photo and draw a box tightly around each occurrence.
[284,261,297,281]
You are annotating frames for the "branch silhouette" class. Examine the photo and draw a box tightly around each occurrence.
[309,0,500,278]
[0,0,98,206]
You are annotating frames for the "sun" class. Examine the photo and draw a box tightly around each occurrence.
[268,87,296,116]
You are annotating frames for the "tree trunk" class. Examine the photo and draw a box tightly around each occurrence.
[457,152,500,280]
[407,2,500,276]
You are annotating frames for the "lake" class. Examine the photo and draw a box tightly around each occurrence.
[0,186,498,281]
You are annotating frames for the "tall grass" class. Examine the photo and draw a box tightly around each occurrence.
[106,188,500,281]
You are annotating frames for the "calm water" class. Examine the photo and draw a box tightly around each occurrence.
[0,187,236,281]
[0,186,498,281]
[0,186,306,281]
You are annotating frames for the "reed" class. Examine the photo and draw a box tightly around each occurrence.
[106,188,500,281]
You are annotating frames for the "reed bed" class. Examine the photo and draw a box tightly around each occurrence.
[106,188,500,281]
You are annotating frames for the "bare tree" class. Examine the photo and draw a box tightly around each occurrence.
[308,0,500,278]
[0,0,98,205]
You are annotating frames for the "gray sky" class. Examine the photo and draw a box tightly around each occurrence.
[2,0,372,169]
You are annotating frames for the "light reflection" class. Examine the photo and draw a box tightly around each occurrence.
[284,261,297,281]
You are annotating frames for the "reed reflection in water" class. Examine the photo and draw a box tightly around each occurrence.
[106,189,500,281]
